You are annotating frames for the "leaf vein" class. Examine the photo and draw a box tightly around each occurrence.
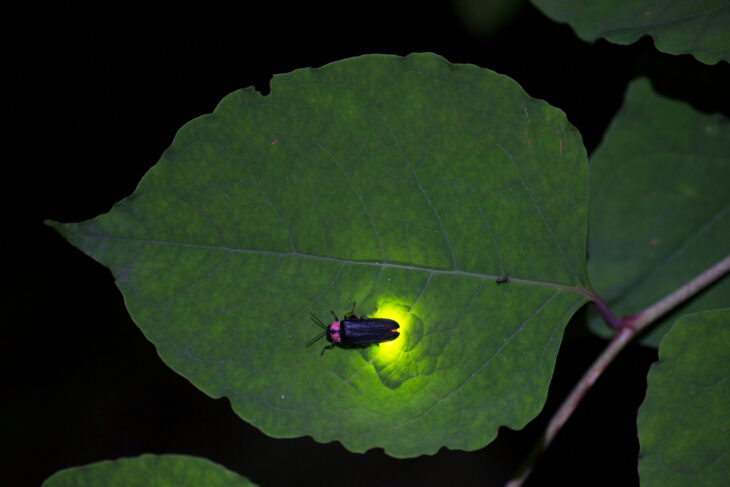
[381,115,458,269]
[318,143,386,261]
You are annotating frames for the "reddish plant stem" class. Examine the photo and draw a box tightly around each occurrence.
[583,290,620,329]
[622,254,730,333]
[506,255,730,487]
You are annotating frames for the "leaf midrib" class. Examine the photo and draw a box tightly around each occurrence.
[70,230,591,295]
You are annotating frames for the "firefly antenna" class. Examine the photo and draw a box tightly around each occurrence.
[305,332,327,347]
[306,313,329,348]
[310,313,328,330]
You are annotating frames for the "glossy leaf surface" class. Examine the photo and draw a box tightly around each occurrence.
[587,78,730,347]
[531,0,730,64]
[637,309,730,486]
[42,454,256,487]
[50,53,590,456]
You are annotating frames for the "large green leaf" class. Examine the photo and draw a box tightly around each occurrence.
[49,53,590,457]
[637,309,730,486]
[42,454,256,487]
[531,0,730,64]
[587,78,730,347]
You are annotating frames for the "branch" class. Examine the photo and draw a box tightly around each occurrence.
[623,254,730,333]
[505,255,730,487]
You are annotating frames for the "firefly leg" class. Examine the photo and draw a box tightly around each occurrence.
[344,301,357,320]
[320,343,335,356]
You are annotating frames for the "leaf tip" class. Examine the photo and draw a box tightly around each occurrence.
[44,219,76,243]
[44,219,65,233]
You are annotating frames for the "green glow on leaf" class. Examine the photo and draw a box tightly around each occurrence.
[372,299,415,364]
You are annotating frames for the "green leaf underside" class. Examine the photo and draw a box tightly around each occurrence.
[587,78,730,347]
[42,454,256,487]
[531,0,730,64]
[50,53,589,457]
[637,309,730,486]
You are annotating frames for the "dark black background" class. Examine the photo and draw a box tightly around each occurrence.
[6,2,728,486]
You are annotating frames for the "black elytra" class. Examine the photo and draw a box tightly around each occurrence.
[307,304,400,355]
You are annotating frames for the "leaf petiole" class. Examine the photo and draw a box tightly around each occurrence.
[506,254,730,487]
